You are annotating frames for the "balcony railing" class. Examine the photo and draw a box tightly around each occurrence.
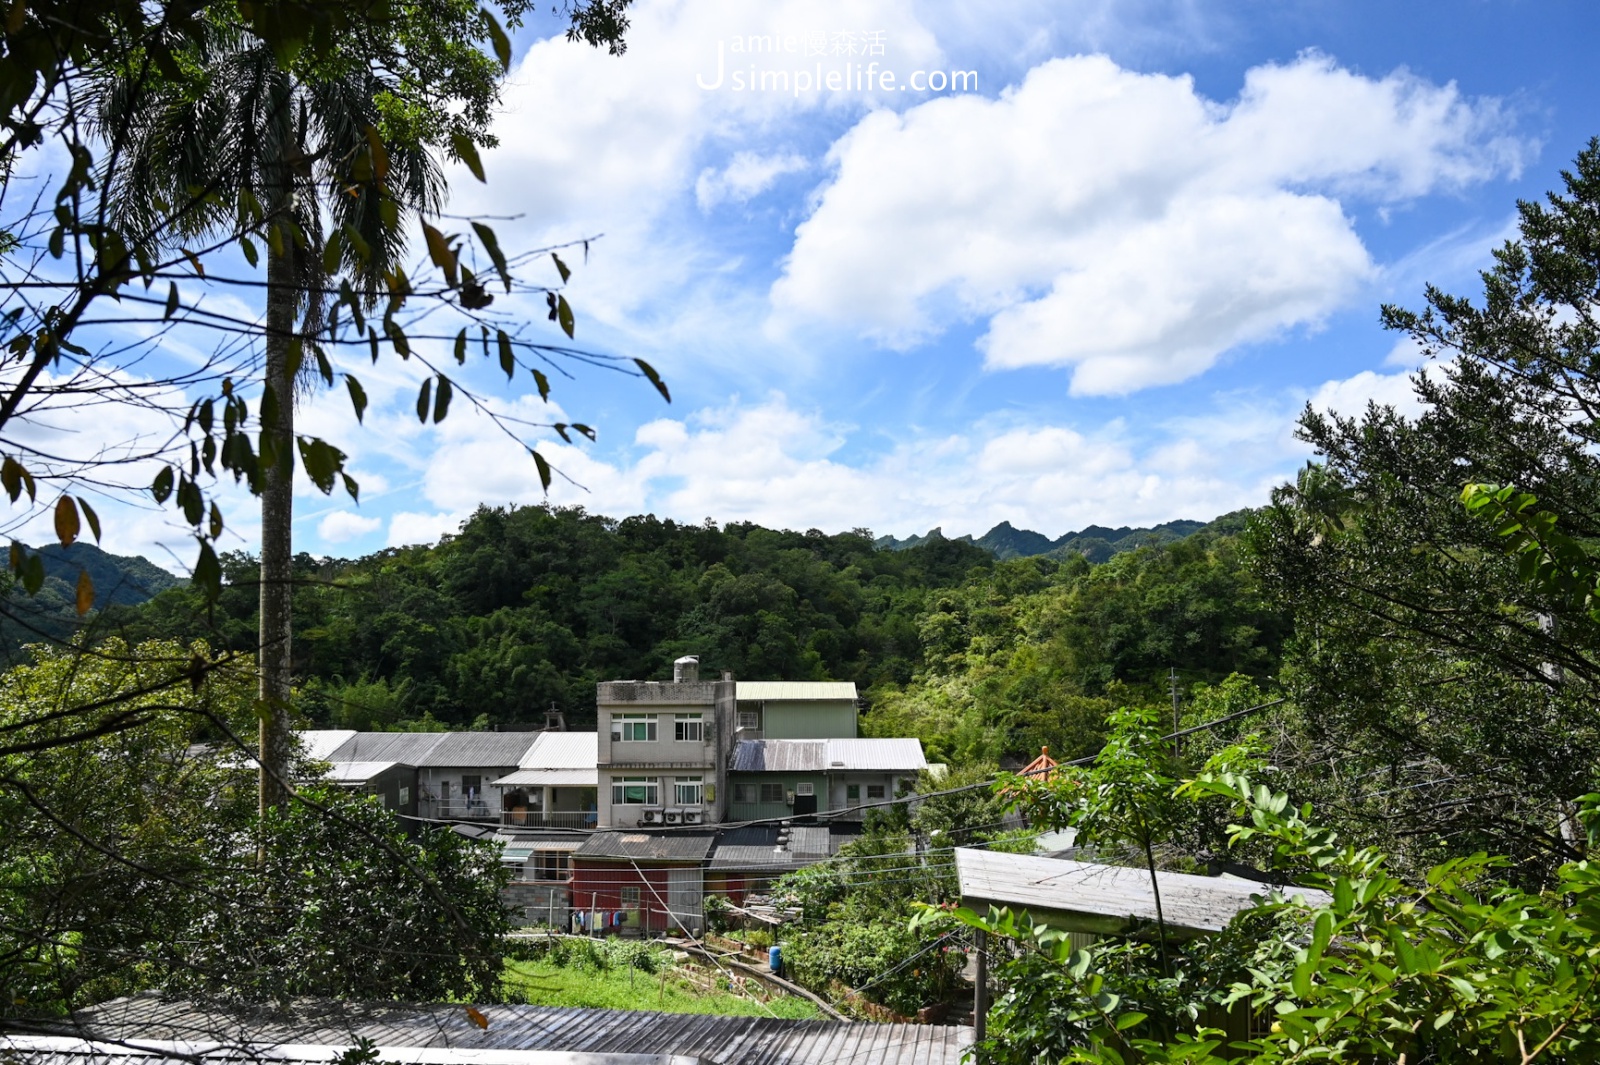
[428,800,497,821]
[501,810,596,829]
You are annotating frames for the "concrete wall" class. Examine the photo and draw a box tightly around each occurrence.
[503,881,569,928]
[595,676,733,828]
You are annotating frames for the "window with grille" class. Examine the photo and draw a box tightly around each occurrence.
[796,782,814,796]
[734,784,755,803]
[867,784,886,800]
[674,714,704,742]
[534,852,570,881]
[621,887,640,909]
[612,777,659,805]
[738,711,760,730]
[759,783,785,803]
[675,776,704,804]
[846,784,860,801]
[611,714,658,742]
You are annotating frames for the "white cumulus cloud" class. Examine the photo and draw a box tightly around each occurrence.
[318,511,382,544]
[772,52,1528,394]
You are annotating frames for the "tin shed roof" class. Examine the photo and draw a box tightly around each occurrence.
[734,682,857,701]
[297,730,358,761]
[491,768,598,787]
[326,732,444,764]
[65,995,971,1065]
[414,732,540,767]
[730,738,926,773]
[574,832,717,862]
[955,848,1329,937]
[519,731,600,770]
[322,761,404,784]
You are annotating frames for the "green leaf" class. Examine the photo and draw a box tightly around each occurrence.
[341,472,360,501]
[484,9,512,69]
[498,330,515,379]
[556,294,574,338]
[416,378,432,423]
[433,375,452,422]
[193,539,222,601]
[552,252,570,283]
[240,235,259,267]
[22,552,43,595]
[151,466,174,504]
[531,448,552,490]
[532,368,550,402]
[452,132,486,182]
[1114,1011,1147,1031]
[471,222,511,292]
[164,282,180,319]
[422,221,458,286]
[346,375,368,422]
[77,497,101,543]
[634,358,671,402]
[454,328,468,365]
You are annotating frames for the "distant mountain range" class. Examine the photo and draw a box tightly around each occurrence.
[1,542,183,658]
[875,517,1214,564]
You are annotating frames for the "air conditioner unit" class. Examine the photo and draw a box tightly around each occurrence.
[640,809,664,825]
[665,811,682,824]
[683,810,704,825]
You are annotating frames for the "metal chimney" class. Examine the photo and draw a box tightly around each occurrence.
[673,655,700,683]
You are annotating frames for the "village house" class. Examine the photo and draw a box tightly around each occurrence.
[569,831,717,935]
[490,730,600,828]
[727,737,927,821]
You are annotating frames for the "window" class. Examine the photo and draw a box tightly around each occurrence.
[737,710,760,731]
[612,714,657,742]
[534,852,570,881]
[675,776,704,804]
[398,787,410,806]
[867,784,886,800]
[674,714,704,742]
[734,783,756,803]
[795,782,814,797]
[612,776,659,805]
[846,784,860,801]
[759,783,785,803]
[621,887,641,909]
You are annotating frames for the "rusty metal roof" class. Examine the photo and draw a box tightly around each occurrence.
[573,832,717,862]
[63,996,972,1065]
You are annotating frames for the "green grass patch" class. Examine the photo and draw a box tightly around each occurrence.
[504,957,818,1019]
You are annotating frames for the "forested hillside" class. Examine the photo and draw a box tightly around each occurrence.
[109,506,1282,753]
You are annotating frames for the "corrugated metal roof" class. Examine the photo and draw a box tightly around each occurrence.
[707,826,847,871]
[573,832,717,862]
[519,732,600,771]
[416,732,541,768]
[734,682,857,702]
[730,740,826,773]
[65,997,971,1065]
[327,732,444,764]
[323,761,402,783]
[297,730,358,761]
[955,849,1330,937]
[823,738,926,772]
[492,768,599,787]
[729,739,926,773]
[1,1036,699,1065]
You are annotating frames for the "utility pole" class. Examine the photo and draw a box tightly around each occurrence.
[1169,668,1180,757]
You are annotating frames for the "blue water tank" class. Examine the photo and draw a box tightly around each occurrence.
[769,945,782,973]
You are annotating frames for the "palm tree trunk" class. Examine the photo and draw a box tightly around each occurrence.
[259,239,296,817]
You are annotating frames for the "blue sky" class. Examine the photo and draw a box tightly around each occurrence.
[31,0,1600,567]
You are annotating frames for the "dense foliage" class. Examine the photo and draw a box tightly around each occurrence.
[107,505,1279,756]
[0,639,509,1015]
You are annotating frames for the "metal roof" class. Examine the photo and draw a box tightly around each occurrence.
[573,832,717,862]
[707,825,850,872]
[734,682,857,702]
[520,732,600,771]
[1,1036,698,1065]
[729,739,926,773]
[297,730,358,761]
[492,768,599,788]
[327,732,444,764]
[322,761,404,784]
[65,996,971,1065]
[729,740,826,773]
[823,739,925,772]
[415,732,541,768]
[323,732,542,769]
[955,848,1330,937]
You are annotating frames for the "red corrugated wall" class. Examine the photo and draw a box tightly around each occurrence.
[570,859,685,932]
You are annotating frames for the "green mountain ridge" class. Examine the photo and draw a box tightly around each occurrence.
[874,516,1212,563]
[1,542,184,660]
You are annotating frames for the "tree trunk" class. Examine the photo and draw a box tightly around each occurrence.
[259,239,296,817]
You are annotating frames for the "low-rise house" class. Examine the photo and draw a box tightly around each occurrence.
[706,823,859,903]
[734,680,859,739]
[320,760,418,816]
[311,730,542,824]
[569,830,717,935]
[727,737,927,821]
[595,657,735,829]
[489,731,599,828]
